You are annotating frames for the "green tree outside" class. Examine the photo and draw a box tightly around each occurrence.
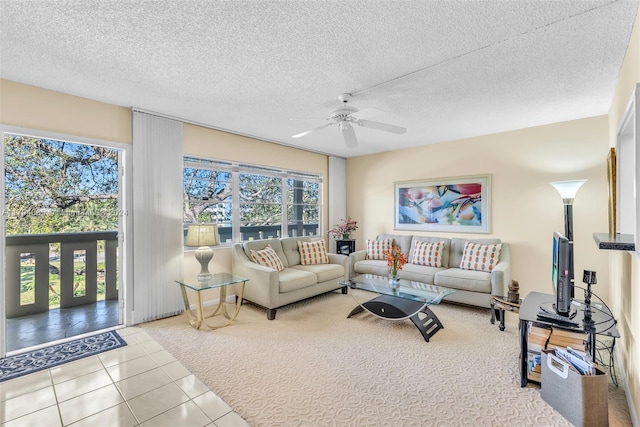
[5,135,119,308]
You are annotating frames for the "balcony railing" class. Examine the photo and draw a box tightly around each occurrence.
[216,224,319,243]
[5,231,118,319]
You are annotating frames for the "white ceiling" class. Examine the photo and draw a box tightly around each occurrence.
[1,1,638,158]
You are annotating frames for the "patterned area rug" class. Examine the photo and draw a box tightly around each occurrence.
[0,330,126,382]
[143,292,632,427]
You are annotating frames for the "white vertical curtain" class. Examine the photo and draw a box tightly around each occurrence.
[132,111,184,324]
[328,156,347,253]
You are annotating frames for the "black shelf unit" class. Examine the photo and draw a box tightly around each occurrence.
[336,239,356,255]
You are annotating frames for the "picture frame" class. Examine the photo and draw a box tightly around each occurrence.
[394,175,491,233]
[607,147,616,234]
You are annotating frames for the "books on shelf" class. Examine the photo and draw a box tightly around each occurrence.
[526,322,589,381]
[527,352,542,382]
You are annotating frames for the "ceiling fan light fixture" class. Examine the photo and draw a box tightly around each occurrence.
[338,121,352,131]
[290,93,407,148]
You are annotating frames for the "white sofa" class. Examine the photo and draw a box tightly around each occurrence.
[231,237,349,319]
[350,233,511,308]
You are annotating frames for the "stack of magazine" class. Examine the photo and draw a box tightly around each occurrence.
[526,323,587,382]
[550,346,597,376]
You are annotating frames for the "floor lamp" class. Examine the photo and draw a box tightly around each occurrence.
[550,179,587,298]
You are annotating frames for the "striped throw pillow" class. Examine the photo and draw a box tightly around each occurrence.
[411,240,445,267]
[297,240,329,265]
[459,242,502,272]
[250,244,285,271]
[366,239,392,260]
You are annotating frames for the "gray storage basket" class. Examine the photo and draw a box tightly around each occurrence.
[541,349,609,426]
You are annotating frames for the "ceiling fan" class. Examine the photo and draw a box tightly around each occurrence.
[291,94,406,148]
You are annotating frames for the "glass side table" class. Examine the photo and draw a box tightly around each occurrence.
[175,273,249,330]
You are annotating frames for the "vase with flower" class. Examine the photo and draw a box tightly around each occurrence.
[328,217,358,239]
[384,243,407,289]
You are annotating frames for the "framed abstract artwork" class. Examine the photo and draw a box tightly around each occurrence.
[394,175,491,233]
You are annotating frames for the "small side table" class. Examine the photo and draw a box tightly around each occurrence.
[336,239,356,255]
[490,295,521,331]
[176,273,249,330]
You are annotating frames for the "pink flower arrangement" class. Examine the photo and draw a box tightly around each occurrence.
[328,217,358,239]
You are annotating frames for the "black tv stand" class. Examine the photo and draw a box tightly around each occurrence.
[539,302,577,319]
[519,291,619,387]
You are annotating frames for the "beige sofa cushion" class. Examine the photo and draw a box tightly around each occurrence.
[353,259,388,277]
[400,263,444,285]
[291,263,345,283]
[434,268,492,293]
[278,268,317,293]
[377,233,413,254]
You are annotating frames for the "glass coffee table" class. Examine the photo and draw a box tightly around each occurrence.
[342,274,455,342]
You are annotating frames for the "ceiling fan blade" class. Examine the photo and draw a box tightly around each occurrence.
[340,123,358,148]
[358,119,407,135]
[292,123,334,138]
[351,107,385,120]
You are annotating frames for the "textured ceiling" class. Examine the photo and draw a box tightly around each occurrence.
[1,1,638,158]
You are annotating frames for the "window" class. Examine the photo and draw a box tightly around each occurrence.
[287,177,320,237]
[183,157,322,242]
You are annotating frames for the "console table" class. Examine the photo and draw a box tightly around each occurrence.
[519,291,619,387]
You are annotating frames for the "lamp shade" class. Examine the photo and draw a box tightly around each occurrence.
[550,180,587,202]
[185,224,219,247]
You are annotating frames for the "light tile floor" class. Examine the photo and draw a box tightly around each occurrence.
[0,327,249,427]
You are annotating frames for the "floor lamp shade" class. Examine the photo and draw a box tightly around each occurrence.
[550,180,587,203]
[185,224,219,282]
[550,180,586,241]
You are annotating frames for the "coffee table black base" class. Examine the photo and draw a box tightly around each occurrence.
[347,294,445,342]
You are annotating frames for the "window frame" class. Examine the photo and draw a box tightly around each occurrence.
[183,156,322,244]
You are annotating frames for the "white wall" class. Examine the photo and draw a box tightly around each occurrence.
[607,4,640,417]
[346,115,610,302]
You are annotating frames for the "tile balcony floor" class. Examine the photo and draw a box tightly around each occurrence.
[0,327,249,427]
[6,300,119,353]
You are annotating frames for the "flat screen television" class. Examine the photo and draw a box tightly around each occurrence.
[552,231,573,316]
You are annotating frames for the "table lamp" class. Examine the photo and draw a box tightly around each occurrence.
[185,223,219,283]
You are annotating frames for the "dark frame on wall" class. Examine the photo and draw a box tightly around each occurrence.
[607,147,617,235]
[394,174,491,233]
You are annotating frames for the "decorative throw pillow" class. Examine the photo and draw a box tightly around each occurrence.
[297,239,329,265]
[366,239,392,260]
[459,242,502,272]
[411,240,445,267]
[250,244,285,271]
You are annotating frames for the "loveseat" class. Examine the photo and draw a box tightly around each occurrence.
[231,237,349,319]
[350,233,511,308]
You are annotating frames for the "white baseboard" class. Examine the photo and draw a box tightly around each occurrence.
[614,344,638,426]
